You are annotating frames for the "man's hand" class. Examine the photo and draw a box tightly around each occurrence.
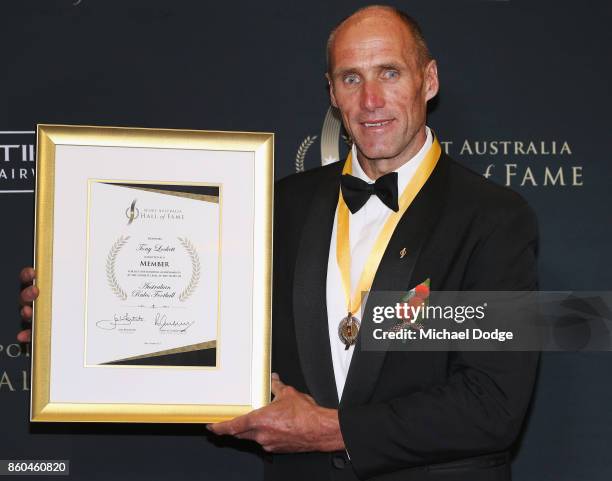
[18,267,37,343]
[208,373,345,453]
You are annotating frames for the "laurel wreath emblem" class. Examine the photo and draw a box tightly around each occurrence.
[178,237,201,302]
[341,133,353,147]
[295,135,318,173]
[106,235,130,301]
[106,235,201,303]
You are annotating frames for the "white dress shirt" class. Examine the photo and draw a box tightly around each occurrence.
[325,127,433,400]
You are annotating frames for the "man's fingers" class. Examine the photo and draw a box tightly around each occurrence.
[19,285,39,306]
[18,268,36,343]
[233,429,260,442]
[20,306,33,321]
[271,374,287,398]
[19,267,36,284]
[17,329,31,343]
[208,413,254,436]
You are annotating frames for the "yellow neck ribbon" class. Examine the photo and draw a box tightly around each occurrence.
[336,138,441,317]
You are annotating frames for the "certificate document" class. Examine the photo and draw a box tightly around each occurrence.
[32,125,271,423]
[85,181,221,367]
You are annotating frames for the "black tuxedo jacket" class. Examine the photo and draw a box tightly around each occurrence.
[267,153,539,481]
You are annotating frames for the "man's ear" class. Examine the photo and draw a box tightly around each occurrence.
[326,73,339,108]
[423,60,439,102]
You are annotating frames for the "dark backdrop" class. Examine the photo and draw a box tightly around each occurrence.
[1,0,611,479]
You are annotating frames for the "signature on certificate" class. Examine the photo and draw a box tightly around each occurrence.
[154,313,194,333]
[96,313,145,330]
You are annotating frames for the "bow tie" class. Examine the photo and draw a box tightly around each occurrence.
[340,172,399,214]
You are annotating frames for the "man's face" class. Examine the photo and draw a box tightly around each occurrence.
[327,12,438,166]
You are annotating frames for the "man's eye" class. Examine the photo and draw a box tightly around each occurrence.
[383,70,399,80]
[343,74,360,85]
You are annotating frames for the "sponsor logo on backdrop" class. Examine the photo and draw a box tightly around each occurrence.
[0,131,36,194]
[295,108,583,188]
[0,343,30,393]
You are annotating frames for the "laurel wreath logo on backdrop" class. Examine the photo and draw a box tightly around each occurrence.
[106,236,201,302]
[295,107,352,173]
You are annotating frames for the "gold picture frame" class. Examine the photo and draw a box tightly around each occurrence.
[32,124,273,423]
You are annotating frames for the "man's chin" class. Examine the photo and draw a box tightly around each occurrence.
[354,146,401,163]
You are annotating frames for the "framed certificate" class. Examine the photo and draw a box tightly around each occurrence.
[31,124,273,423]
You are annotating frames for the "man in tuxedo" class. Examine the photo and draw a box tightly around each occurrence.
[19,5,539,481]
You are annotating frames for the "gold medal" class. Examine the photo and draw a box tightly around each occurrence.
[335,138,441,349]
[338,314,360,350]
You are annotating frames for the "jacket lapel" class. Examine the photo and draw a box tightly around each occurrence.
[293,163,343,408]
[340,155,450,408]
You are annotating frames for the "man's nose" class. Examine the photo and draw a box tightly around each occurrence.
[360,80,385,111]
